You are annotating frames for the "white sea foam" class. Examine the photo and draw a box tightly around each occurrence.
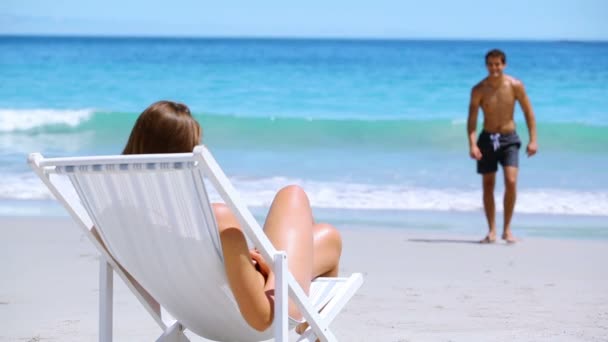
[5,173,607,216]
[230,178,608,216]
[0,108,94,132]
[0,174,55,200]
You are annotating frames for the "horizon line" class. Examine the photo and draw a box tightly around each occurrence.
[1,33,607,43]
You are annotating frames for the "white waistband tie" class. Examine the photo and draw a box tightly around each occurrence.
[490,133,501,151]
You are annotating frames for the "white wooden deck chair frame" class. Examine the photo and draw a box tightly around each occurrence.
[29,145,363,342]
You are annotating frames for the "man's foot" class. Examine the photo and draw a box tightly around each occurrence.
[479,234,496,244]
[502,232,517,243]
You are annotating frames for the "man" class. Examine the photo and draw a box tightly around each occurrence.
[467,49,538,243]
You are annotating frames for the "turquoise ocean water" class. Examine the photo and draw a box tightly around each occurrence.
[1,36,607,238]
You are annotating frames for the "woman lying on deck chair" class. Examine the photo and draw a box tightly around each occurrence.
[96,100,342,333]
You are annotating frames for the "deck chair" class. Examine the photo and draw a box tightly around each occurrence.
[29,145,363,342]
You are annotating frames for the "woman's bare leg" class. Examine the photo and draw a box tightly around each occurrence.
[262,185,315,321]
[311,223,342,278]
[295,223,342,335]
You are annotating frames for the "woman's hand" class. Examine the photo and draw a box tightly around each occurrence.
[249,249,271,282]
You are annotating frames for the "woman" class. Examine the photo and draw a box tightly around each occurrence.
[122,100,343,332]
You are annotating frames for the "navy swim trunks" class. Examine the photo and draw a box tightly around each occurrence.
[476,130,521,174]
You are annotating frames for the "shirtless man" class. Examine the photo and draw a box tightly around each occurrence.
[467,49,538,243]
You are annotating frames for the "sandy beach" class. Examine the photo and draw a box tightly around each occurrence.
[1,216,607,341]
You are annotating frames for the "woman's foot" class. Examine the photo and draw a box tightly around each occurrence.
[295,322,320,342]
[295,321,308,334]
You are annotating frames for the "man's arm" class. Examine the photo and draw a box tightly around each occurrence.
[514,81,538,156]
[467,86,482,160]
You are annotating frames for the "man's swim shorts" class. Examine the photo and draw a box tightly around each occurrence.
[476,130,521,174]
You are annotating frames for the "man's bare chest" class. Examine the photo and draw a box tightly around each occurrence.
[480,86,516,110]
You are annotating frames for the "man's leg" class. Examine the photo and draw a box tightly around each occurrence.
[502,166,518,243]
[481,172,497,243]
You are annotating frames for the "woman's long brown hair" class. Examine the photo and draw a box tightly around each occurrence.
[123,101,201,154]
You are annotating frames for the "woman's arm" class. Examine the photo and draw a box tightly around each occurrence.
[212,203,274,332]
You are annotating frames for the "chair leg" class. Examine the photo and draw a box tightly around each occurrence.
[156,321,191,342]
[274,252,288,342]
[99,259,113,342]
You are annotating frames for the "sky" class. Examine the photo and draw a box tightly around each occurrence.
[1,0,607,41]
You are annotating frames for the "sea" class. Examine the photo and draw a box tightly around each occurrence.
[1,36,607,239]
